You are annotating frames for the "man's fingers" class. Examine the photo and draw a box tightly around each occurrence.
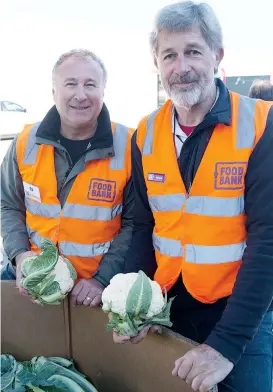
[172,357,184,376]
[71,282,84,306]
[185,364,206,386]
[75,286,90,306]
[90,294,102,307]
[199,373,217,392]
[150,325,162,333]
[18,286,29,296]
[188,370,208,391]
[113,331,131,344]
[130,325,151,344]
[82,294,94,306]
[177,357,194,380]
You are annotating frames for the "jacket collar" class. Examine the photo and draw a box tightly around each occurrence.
[202,78,232,127]
[36,103,113,151]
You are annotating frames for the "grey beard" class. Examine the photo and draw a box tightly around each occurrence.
[164,78,215,110]
[170,85,203,109]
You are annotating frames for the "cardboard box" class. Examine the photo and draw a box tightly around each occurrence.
[1,281,71,360]
[1,281,217,392]
[71,306,217,392]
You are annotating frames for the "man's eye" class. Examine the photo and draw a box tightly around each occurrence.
[164,53,176,60]
[86,84,95,88]
[66,83,76,86]
[188,50,201,55]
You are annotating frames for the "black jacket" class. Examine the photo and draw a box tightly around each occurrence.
[125,79,273,365]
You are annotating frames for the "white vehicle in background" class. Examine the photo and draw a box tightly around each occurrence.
[0,100,30,164]
[0,100,28,138]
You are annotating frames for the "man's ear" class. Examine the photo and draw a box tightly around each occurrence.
[215,47,224,69]
[153,56,158,69]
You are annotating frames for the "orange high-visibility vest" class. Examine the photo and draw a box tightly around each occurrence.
[16,122,133,279]
[136,92,272,303]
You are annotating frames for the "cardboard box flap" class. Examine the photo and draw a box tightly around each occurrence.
[70,306,218,392]
[1,281,71,360]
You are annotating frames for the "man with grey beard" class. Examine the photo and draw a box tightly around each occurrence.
[115,2,273,392]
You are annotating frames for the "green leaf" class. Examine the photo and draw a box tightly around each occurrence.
[39,281,60,297]
[21,240,58,277]
[39,289,64,305]
[161,296,176,319]
[126,270,152,317]
[21,240,59,291]
[27,384,46,392]
[34,357,98,392]
[0,355,24,391]
[47,358,83,377]
[40,387,66,392]
[105,313,122,332]
[47,375,86,392]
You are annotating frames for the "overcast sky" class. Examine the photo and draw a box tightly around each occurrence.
[1,0,272,126]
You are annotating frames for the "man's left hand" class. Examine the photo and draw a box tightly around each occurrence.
[172,344,234,392]
[71,278,104,307]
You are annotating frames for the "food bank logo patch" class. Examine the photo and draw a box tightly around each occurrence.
[214,162,247,190]
[87,178,116,202]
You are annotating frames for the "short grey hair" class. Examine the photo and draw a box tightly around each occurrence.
[150,1,223,55]
[52,49,107,85]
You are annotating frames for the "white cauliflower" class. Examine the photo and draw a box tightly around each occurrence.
[102,271,174,337]
[102,272,165,318]
[21,239,77,305]
[50,256,75,294]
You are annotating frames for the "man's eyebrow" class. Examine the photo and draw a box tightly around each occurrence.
[186,43,204,50]
[161,47,176,55]
[63,77,97,83]
[64,77,77,82]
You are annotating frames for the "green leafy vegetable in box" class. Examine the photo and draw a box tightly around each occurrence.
[0,355,97,392]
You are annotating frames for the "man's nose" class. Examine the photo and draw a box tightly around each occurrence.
[174,55,191,75]
[74,86,87,102]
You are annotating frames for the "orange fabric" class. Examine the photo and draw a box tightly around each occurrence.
[17,122,133,279]
[137,93,271,303]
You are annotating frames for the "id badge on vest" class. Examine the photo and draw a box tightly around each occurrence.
[23,181,41,203]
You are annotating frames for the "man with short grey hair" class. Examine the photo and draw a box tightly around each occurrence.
[120,2,273,391]
[1,49,134,308]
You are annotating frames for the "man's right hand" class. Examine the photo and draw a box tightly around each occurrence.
[113,325,161,344]
[15,251,38,296]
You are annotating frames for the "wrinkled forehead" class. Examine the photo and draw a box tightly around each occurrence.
[55,57,103,83]
[156,27,209,55]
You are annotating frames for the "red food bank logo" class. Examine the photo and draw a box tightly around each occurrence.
[87,178,116,202]
[214,162,247,190]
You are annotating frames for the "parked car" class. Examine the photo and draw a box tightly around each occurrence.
[0,100,28,137]
[0,100,29,164]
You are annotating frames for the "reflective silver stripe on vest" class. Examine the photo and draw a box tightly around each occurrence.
[148,194,244,217]
[62,203,122,221]
[185,195,244,217]
[186,242,246,264]
[153,234,183,257]
[237,96,256,149]
[110,123,129,170]
[26,225,47,249]
[23,122,41,164]
[149,194,186,212]
[25,197,61,218]
[59,241,111,257]
[142,109,160,156]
